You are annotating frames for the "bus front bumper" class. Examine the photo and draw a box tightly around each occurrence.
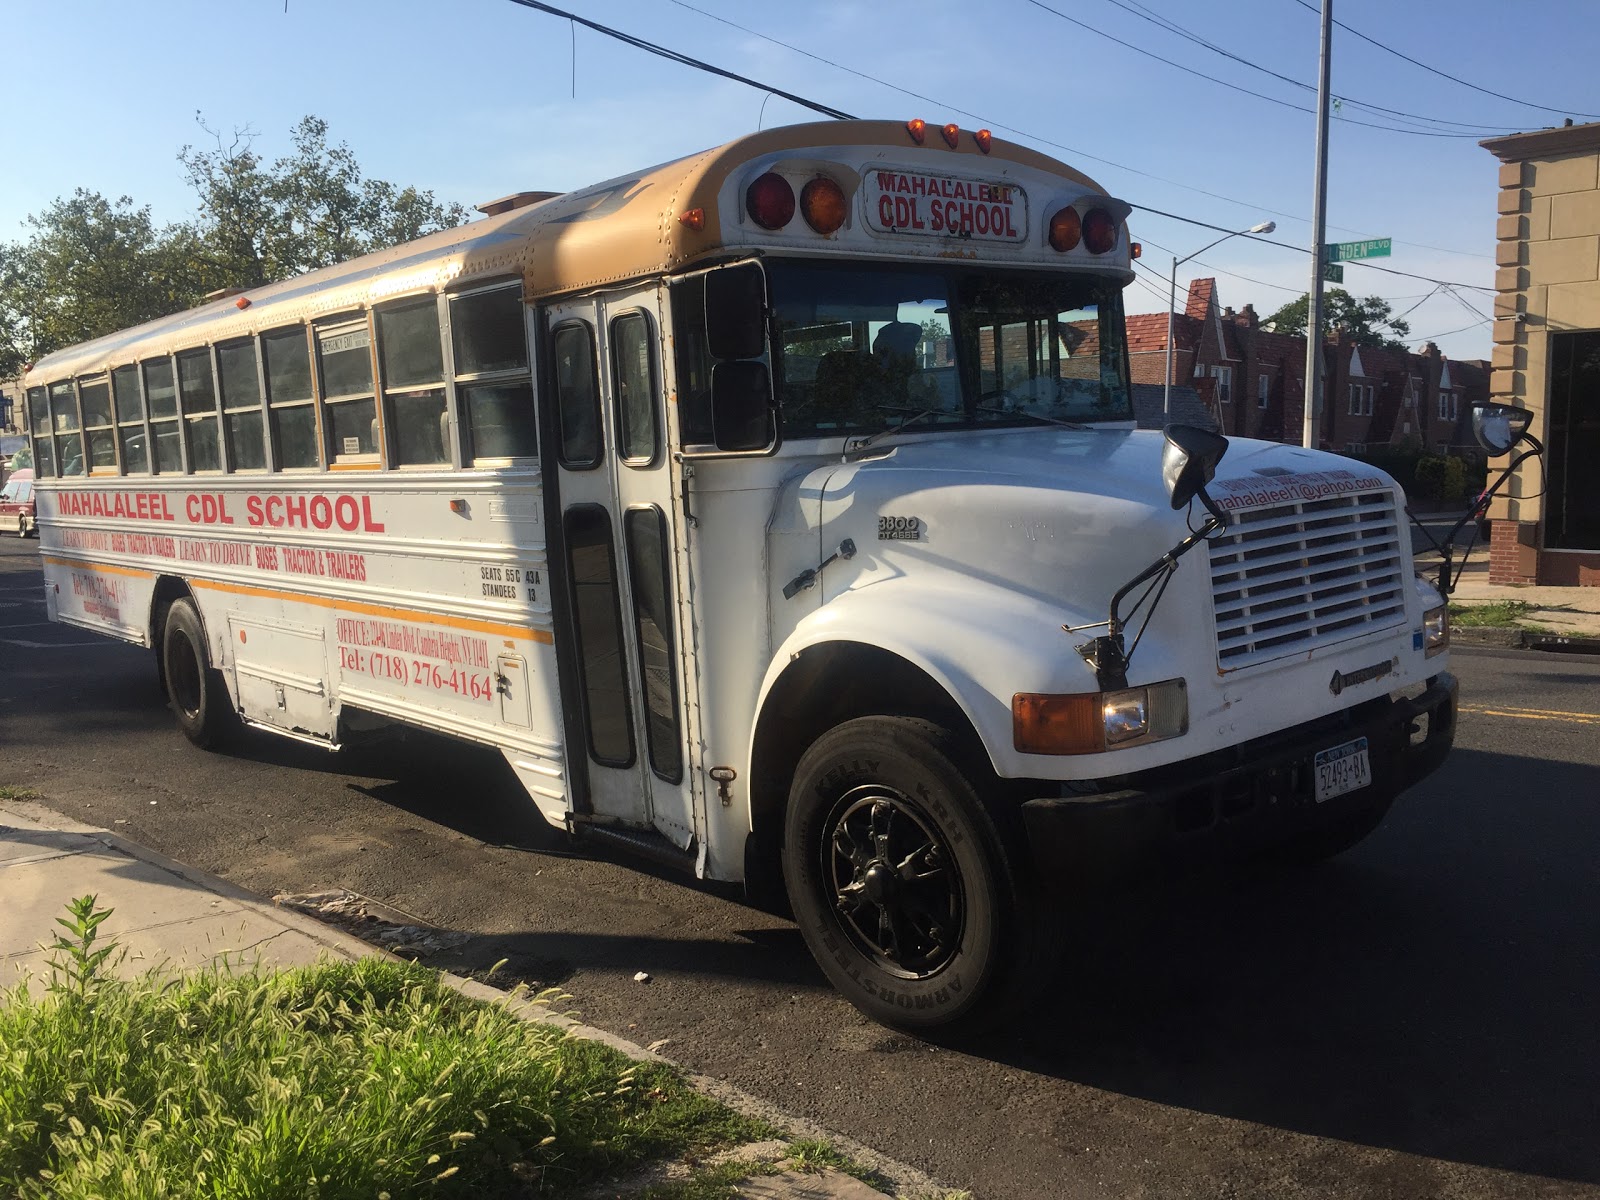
[1019,672,1457,884]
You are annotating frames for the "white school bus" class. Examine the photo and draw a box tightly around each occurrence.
[24,119,1456,1031]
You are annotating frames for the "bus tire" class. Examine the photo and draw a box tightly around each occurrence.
[161,597,230,749]
[782,715,1034,1035]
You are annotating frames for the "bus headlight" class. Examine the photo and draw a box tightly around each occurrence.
[1013,679,1188,755]
[1423,603,1449,657]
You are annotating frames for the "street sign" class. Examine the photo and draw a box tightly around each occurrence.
[1323,263,1344,284]
[1323,238,1391,263]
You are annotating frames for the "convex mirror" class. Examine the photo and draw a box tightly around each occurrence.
[1471,401,1534,457]
[1162,424,1229,511]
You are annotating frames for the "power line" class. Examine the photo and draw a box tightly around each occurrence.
[1131,204,1496,291]
[1021,0,1489,138]
[665,0,1488,260]
[506,0,854,120]
[1289,0,1600,122]
[1135,236,1305,295]
[512,1,1497,298]
[1093,0,1524,134]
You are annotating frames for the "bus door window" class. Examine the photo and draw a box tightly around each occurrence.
[316,319,380,466]
[376,298,449,468]
[49,381,84,477]
[564,503,636,767]
[450,284,536,463]
[217,338,267,472]
[178,349,222,472]
[552,322,602,468]
[623,506,682,783]
[143,359,182,473]
[611,312,659,465]
[112,365,149,474]
[79,377,117,473]
[262,326,320,470]
[26,388,53,477]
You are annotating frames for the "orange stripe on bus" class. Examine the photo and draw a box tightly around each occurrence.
[42,556,153,579]
[190,577,553,643]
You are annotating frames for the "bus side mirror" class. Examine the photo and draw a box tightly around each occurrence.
[705,263,768,361]
[711,360,776,452]
[1471,401,1534,458]
[1161,423,1228,512]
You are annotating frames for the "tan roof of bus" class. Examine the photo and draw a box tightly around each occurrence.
[28,120,1108,384]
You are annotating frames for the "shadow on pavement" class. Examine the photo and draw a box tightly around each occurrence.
[969,745,1600,1184]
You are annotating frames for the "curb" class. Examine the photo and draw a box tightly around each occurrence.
[1451,627,1600,654]
[0,801,953,1200]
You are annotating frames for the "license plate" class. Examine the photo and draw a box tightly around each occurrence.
[1313,737,1371,803]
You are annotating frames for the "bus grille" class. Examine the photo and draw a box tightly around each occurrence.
[1209,490,1406,670]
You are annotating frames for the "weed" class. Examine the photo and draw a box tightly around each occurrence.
[0,902,768,1199]
[0,786,40,802]
[1449,600,1553,630]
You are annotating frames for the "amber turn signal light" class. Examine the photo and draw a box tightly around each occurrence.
[1013,693,1102,756]
[1048,206,1082,253]
[800,177,847,235]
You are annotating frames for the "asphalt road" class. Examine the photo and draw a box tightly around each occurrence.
[3,534,1597,1199]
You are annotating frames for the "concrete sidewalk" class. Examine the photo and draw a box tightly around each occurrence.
[1443,556,1600,639]
[0,798,934,1200]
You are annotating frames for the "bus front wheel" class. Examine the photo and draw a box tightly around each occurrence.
[782,715,1035,1034]
[161,598,230,749]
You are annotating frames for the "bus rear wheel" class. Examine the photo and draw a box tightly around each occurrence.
[161,597,231,749]
[782,715,1035,1034]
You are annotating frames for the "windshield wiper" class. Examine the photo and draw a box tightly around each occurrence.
[974,405,1087,431]
[847,407,939,454]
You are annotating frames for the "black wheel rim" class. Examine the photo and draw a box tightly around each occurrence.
[170,631,202,719]
[822,784,966,979]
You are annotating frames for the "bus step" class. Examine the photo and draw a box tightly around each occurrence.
[575,822,697,873]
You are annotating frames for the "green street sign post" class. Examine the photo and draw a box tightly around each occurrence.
[1323,263,1344,283]
[1322,238,1391,263]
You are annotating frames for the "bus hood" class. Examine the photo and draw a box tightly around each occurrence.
[800,426,1406,678]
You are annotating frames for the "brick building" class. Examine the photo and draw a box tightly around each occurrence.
[1125,277,1489,453]
[1481,120,1600,586]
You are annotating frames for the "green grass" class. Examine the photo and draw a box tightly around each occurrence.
[1449,600,1552,631]
[0,900,768,1200]
[0,786,40,802]
[785,1137,884,1185]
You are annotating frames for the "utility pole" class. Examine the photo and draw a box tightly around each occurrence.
[1302,0,1333,449]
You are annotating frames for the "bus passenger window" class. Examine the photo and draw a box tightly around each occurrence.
[112,365,149,474]
[624,506,682,783]
[377,299,448,467]
[178,349,221,472]
[317,320,378,463]
[611,313,658,464]
[143,358,182,474]
[27,388,54,477]
[217,339,266,472]
[50,381,84,476]
[553,323,601,468]
[451,285,536,462]
[79,377,117,472]
[263,326,319,470]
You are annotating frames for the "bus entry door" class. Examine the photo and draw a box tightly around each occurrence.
[545,293,698,855]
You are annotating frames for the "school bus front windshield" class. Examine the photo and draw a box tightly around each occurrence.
[768,263,1132,439]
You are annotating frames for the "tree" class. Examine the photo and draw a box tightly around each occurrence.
[1264,289,1411,351]
[0,115,469,378]
[178,115,469,289]
[0,191,195,379]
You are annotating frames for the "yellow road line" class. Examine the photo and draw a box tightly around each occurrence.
[1459,703,1600,725]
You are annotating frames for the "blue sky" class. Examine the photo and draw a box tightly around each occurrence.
[5,0,1596,363]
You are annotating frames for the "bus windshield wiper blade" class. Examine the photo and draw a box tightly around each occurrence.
[974,406,1088,431]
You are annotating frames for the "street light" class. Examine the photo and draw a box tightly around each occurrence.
[1165,221,1276,418]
